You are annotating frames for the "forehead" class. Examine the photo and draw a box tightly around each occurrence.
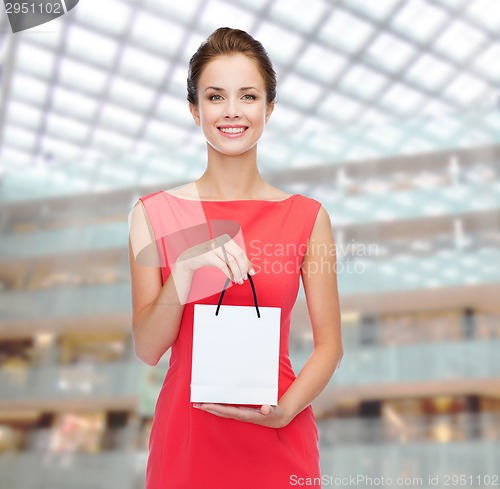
[198,54,265,87]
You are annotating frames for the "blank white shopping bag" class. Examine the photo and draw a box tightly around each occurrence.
[191,275,281,405]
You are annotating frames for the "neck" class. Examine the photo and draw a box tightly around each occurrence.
[196,144,266,200]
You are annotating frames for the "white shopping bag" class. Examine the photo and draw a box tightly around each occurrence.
[191,275,281,405]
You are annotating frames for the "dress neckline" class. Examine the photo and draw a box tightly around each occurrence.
[165,192,299,203]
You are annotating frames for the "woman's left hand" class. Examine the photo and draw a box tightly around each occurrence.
[193,403,291,428]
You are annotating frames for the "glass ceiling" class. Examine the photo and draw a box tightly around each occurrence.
[0,0,499,201]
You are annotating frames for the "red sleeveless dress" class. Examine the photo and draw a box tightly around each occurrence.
[138,191,322,489]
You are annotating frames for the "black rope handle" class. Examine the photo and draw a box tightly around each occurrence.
[215,273,260,318]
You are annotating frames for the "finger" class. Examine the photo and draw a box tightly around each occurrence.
[214,238,251,281]
[226,243,255,278]
[199,252,234,282]
[212,246,244,283]
[260,404,272,415]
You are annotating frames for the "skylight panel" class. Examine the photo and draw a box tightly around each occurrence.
[266,105,302,131]
[278,74,324,110]
[119,46,168,85]
[420,99,455,118]
[41,135,82,158]
[300,116,332,136]
[73,0,132,36]
[199,0,256,33]
[433,20,487,62]
[59,58,109,95]
[16,42,56,78]
[144,119,189,146]
[108,76,156,111]
[473,43,500,81]
[308,131,345,156]
[100,103,144,135]
[52,87,99,121]
[432,0,469,8]
[366,124,403,148]
[423,115,461,139]
[231,0,269,10]
[10,73,49,106]
[4,124,38,152]
[296,44,347,83]
[404,54,455,91]
[66,25,120,68]
[391,0,448,42]
[156,94,192,126]
[269,0,328,32]
[340,64,388,99]
[380,84,425,115]
[179,32,206,65]
[254,22,304,65]
[0,147,32,167]
[27,21,63,49]
[467,0,500,30]
[445,73,489,106]
[46,112,89,143]
[6,100,44,130]
[143,0,203,22]
[130,11,184,56]
[359,108,394,126]
[317,92,363,123]
[348,0,402,21]
[319,10,375,53]
[365,33,417,72]
[92,127,134,152]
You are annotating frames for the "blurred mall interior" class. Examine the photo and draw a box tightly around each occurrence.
[0,0,500,488]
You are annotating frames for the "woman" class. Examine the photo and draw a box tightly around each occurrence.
[129,27,343,489]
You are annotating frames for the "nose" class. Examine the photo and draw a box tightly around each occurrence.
[224,97,241,119]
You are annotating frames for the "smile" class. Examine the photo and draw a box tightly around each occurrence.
[217,126,248,137]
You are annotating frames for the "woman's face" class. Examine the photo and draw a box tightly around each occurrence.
[189,53,274,157]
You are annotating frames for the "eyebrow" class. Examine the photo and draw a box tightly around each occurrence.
[205,86,259,92]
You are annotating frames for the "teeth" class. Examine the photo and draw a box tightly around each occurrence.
[219,127,246,134]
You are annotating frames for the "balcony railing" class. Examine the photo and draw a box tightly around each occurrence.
[0,451,141,489]
[317,412,500,445]
[290,339,500,386]
[0,361,143,403]
[319,441,500,486]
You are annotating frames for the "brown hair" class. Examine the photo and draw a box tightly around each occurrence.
[187,27,277,107]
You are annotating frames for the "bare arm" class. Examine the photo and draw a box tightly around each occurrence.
[128,200,194,366]
[278,205,344,423]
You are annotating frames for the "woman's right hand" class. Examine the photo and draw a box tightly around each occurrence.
[175,234,255,284]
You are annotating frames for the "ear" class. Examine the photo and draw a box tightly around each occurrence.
[265,102,274,124]
[189,102,201,127]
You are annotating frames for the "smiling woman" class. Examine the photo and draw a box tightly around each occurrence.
[128,27,343,489]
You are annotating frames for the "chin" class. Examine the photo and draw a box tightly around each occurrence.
[208,142,258,157]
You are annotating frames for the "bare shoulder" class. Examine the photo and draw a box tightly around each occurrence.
[163,183,196,199]
[264,184,295,200]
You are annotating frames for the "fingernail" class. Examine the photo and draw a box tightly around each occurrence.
[238,278,244,284]
[193,403,201,409]
[249,268,255,275]
[243,274,248,280]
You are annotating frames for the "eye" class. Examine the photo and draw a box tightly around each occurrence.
[209,94,223,101]
[242,94,256,100]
